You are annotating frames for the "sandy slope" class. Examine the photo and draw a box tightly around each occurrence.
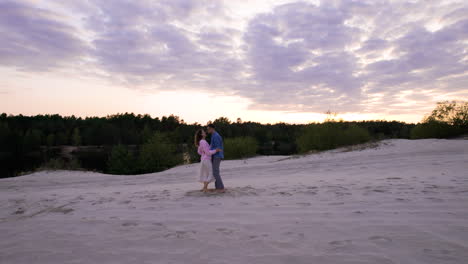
[0,139,467,264]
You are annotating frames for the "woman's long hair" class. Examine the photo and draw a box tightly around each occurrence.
[194,129,204,147]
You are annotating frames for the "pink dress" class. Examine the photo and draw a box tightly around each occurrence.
[198,139,216,182]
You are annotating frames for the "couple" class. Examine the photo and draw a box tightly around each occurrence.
[194,124,225,192]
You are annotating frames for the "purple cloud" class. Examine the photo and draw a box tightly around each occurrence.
[0,1,88,71]
[0,0,467,115]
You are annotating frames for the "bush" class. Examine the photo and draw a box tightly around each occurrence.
[138,133,182,173]
[410,121,464,139]
[223,137,258,159]
[410,101,467,139]
[185,143,200,163]
[425,101,467,128]
[107,145,136,175]
[297,122,371,153]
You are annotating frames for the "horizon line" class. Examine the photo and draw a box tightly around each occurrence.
[0,112,419,125]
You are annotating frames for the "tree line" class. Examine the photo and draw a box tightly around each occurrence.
[0,101,465,177]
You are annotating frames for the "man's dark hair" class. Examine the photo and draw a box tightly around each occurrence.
[208,124,215,129]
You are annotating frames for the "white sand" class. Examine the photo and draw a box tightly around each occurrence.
[1,139,467,264]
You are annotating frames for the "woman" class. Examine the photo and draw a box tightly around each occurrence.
[194,129,221,192]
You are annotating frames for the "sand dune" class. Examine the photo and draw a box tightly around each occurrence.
[1,139,467,264]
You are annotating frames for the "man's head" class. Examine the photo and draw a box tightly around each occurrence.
[207,123,216,134]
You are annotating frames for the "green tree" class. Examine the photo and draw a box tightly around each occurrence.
[297,122,371,152]
[0,122,11,150]
[138,133,182,173]
[224,137,258,159]
[46,134,55,147]
[72,128,82,146]
[107,145,135,175]
[411,101,467,139]
[410,121,462,139]
[23,129,42,151]
[425,101,468,128]
[56,132,68,145]
[141,124,153,143]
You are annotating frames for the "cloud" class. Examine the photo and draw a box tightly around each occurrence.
[0,1,89,71]
[0,0,467,115]
[240,2,364,112]
[359,2,468,114]
[76,0,242,91]
[242,1,468,114]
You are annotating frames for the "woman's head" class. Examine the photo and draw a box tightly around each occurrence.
[194,129,206,146]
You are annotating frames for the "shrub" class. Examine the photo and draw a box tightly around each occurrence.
[410,101,467,139]
[107,145,136,175]
[68,158,82,170]
[297,122,371,153]
[72,128,82,146]
[223,137,258,159]
[43,158,65,170]
[138,133,183,173]
[185,143,200,163]
[425,101,467,127]
[410,121,463,139]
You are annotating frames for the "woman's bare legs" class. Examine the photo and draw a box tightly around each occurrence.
[202,182,209,192]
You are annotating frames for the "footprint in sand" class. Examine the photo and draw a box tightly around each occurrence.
[369,236,392,244]
[297,186,318,195]
[373,189,387,193]
[152,222,165,227]
[395,198,410,202]
[422,190,438,194]
[426,197,444,202]
[423,248,459,261]
[282,231,305,240]
[91,197,115,205]
[14,208,25,215]
[164,230,196,239]
[122,222,138,227]
[50,207,74,214]
[216,228,234,235]
[143,194,159,199]
[327,240,354,252]
[329,240,352,247]
[275,191,293,196]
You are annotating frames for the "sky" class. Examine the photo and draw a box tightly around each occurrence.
[0,0,467,124]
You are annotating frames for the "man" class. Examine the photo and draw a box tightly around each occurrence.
[207,124,225,191]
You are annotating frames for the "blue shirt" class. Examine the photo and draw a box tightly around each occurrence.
[210,132,224,159]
